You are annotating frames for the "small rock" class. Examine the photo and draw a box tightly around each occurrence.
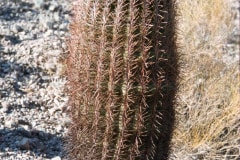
[17,127,32,137]
[53,23,59,29]
[49,107,60,115]
[3,46,10,53]
[1,101,10,111]
[18,125,31,131]
[18,138,31,150]
[33,0,44,8]
[51,156,61,160]
[49,3,60,12]
[53,13,61,22]
[48,49,62,56]
[59,23,68,31]
[63,117,71,126]
[5,119,17,128]
[0,152,5,157]
[56,125,63,133]
[45,30,53,37]
[18,119,31,126]
[18,119,32,130]
[32,33,37,39]
[47,21,54,29]
[13,25,23,33]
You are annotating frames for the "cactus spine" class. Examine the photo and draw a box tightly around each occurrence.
[67,0,178,159]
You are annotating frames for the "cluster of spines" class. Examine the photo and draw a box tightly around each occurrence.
[67,0,177,159]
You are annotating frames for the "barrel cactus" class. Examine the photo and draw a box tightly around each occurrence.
[66,0,178,159]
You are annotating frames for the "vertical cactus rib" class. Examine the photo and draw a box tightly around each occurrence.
[138,0,165,159]
[101,0,125,159]
[67,0,178,159]
[91,1,113,158]
[114,0,137,158]
[67,1,92,158]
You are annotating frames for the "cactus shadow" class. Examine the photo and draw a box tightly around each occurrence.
[0,128,67,159]
[0,0,37,22]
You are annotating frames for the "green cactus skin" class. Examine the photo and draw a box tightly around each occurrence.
[66,0,178,159]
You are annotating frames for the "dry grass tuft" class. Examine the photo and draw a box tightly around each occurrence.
[170,0,239,159]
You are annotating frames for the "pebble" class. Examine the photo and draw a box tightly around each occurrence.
[5,119,17,128]
[0,101,10,113]
[51,156,62,160]
[33,0,44,8]
[13,25,24,33]
[49,3,61,12]
[18,138,31,150]
[59,23,69,31]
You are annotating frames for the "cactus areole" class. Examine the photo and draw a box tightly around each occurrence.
[67,0,178,159]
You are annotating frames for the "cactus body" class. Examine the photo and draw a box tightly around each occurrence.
[67,0,178,159]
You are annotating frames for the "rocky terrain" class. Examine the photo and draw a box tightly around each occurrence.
[0,0,70,159]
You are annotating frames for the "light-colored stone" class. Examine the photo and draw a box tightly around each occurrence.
[51,156,61,160]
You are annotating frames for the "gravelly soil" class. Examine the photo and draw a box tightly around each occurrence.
[0,0,70,159]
